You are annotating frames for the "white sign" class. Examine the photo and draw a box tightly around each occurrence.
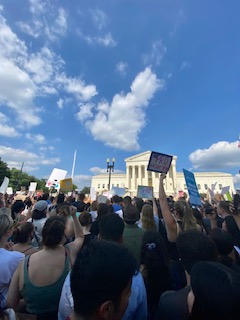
[90,187,96,201]
[110,187,125,197]
[97,195,108,203]
[46,168,67,190]
[6,187,13,195]
[0,177,9,194]
[29,182,37,192]
[221,186,230,195]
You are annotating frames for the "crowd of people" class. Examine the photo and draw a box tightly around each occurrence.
[0,173,240,320]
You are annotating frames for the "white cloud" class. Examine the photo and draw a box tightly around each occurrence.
[78,31,117,47]
[90,167,124,175]
[91,9,107,30]
[29,0,46,15]
[76,103,94,121]
[73,174,92,190]
[116,61,128,76]
[57,98,64,109]
[142,40,167,66]
[0,145,60,173]
[189,140,240,170]
[76,67,164,151]
[26,133,46,144]
[0,124,20,137]
[180,61,191,71]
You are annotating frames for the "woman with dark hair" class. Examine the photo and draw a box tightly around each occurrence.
[12,222,38,256]
[189,261,240,320]
[7,206,84,320]
[90,203,111,237]
[140,231,173,319]
[79,211,95,246]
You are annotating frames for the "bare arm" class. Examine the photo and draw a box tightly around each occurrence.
[159,173,178,242]
[152,197,159,218]
[6,261,22,310]
[67,206,84,264]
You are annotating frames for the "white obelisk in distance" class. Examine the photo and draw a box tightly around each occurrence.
[71,150,77,179]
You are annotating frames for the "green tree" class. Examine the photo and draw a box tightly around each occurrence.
[81,186,90,194]
[0,158,11,184]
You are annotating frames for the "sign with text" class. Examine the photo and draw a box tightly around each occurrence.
[46,168,67,190]
[137,185,153,199]
[29,182,37,192]
[60,178,73,191]
[97,195,108,204]
[0,177,9,194]
[183,169,202,206]
[147,151,173,174]
[110,187,125,197]
[6,187,13,195]
[221,186,230,195]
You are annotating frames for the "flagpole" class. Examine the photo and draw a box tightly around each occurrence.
[71,150,77,179]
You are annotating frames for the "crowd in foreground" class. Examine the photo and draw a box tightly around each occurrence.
[0,173,240,320]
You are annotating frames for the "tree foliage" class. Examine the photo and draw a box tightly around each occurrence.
[81,186,90,194]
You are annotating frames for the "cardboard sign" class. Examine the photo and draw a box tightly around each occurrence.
[137,185,153,199]
[110,187,125,197]
[0,177,9,194]
[29,182,37,192]
[183,169,202,206]
[97,195,108,204]
[46,168,67,190]
[147,151,173,174]
[60,178,73,191]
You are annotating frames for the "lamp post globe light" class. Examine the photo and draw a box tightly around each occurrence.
[106,158,115,191]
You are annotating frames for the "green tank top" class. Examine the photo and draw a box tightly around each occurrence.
[20,251,70,315]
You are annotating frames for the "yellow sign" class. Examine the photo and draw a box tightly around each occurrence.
[60,178,73,191]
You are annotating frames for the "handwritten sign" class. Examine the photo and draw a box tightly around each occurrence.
[29,182,37,192]
[183,169,202,206]
[137,185,153,199]
[147,151,173,174]
[0,177,9,194]
[46,168,67,190]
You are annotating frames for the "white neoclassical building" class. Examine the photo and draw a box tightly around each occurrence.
[91,151,235,197]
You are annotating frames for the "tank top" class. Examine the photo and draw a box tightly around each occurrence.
[20,251,70,315]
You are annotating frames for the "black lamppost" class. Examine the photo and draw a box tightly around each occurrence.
[106,158,115,191]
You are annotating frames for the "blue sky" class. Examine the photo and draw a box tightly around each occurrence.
[0,0,240,190]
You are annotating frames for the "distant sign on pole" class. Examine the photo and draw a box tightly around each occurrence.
[90,187,96,201]
[0,177,9,194]
[29,182,37,192]
[147,151,173,174]
[46,168,67,190]
[60,178,73,191]
[183,169,202,206]
[137,186,153,199]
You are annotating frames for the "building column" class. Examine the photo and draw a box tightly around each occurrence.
[132,165,136,191]
[138,165,142,186]
[126,165,130,190]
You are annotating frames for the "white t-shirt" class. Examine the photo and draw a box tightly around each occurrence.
[58,272,73,320]
[27,217,47,247]
[0,248,24,300]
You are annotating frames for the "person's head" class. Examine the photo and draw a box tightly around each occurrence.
[79,193,86,202]
[217,201,231,217]
[176,230,217,275]
[174,200,197,231]
[123,196,132,207]
[12,222,34,244]
[123,204,140,225]
[141,204,157,231]
[41,216,65,248]
[133,198,144,213]
[189,262,240,320]
[209,228,234,257]
[112,195,121,204]
[79,211,92,227]
[97,203,110,219]
[32,200,48,220]
[42,192,49,201]
[57,204,71,217]
[140,231,170,291]
[57,193,65,205]
[71,240,137,320]
[0,213,13,242]
[11,200,25,220]
[99,214,124,243]
[91,201,99,212]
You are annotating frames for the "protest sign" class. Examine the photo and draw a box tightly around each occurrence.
[90,187,96,201]
[183,169,202,206]
[6,187,13,195]
[29,182,37,192]
[0,177,9,194]
[46,168,67,190]
[60,178,73,191]
[110,187,125,197]
[97,195,108,203]
[221,186,230,195]
[137,185,153,199]
[147,151,173,174]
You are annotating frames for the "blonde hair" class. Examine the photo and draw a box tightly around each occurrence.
[141,204,157,231]
[175,200,197,231]
[0,213,13,240]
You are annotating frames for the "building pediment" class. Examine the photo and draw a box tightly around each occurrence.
[125,150,152,163]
